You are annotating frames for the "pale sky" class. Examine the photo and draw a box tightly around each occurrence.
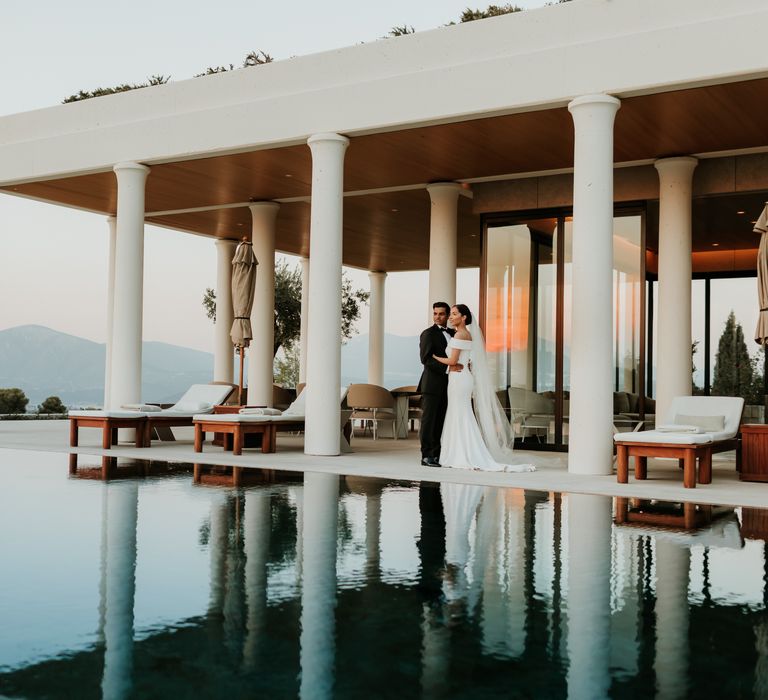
[0,0,548,352]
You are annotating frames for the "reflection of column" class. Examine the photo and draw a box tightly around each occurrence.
[427,183,461,317]
[368,271,387,386]
[300,473,339,699]
[567,95,620,475]
[654,541,690,700]
[365,490,382,577]
[567,494,612,698]
[243,489,271,669]
[214,239,236,383]
[222,496,245,658]
[655,157,697,421]
[208,495,229,617]
[294,485,304,581]
[299,257,310,385]
[609,525,640,677]
[482,489,526,658]
[101,482,139,700]
[97,486,109,645]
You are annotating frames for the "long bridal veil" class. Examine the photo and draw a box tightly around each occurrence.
[466,323,532,468]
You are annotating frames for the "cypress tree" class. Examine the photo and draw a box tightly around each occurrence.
[712,311,754,399]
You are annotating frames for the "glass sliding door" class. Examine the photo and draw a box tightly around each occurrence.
[483,208,645,450]
[485,218,559,446]
[610,214,644,432]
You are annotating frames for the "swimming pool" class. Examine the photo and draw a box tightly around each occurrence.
[0,449,765,698]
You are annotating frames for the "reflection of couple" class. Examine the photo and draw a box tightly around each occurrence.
[418,302,535,473]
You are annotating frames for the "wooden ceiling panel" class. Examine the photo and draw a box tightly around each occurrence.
[5,77,768,272]
[144,145,312,212]
[646,192,767,253]
[616,80,768,162]
[146,190,480,272]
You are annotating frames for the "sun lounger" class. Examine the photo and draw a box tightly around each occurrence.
[613,396,744,488]
[69,384,234,448]
[193,386,351,454]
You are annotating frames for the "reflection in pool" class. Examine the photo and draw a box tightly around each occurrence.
[0,450,767,698]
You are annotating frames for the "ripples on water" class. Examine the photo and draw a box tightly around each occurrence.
[0,449,767,698]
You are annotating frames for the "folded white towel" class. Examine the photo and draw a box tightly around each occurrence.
[239,407,283,416]
[121,404,162,412]
[656,424,703,434]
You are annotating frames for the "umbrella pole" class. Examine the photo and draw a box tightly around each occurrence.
[239,347,245,406]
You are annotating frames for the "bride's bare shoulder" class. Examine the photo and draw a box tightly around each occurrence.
[455,329,471,340]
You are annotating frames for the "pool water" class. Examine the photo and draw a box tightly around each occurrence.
[1,449,767,698]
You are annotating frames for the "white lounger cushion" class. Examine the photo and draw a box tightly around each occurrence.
[192,386,349,423]
[614,430,717,445]
[613,395,743,445]
[71,384,233,419]
[192,413,305,423]
[70,410,151,419]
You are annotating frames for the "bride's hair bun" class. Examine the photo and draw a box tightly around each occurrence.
[454,303,472,324]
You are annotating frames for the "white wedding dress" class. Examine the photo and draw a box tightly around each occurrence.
[439,336,535,473]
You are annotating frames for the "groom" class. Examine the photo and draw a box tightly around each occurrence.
[418,301,461,467]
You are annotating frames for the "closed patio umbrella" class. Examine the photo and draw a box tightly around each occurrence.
[755,205,768,346]
[230,239,258,404]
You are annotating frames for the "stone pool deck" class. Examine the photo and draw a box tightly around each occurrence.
[2,420,768,508]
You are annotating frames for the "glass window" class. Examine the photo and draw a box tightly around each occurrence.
[485,219,558,445]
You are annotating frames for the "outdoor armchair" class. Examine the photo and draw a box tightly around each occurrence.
[346,383,397,440]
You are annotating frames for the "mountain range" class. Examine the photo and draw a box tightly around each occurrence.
[0,325,422,407]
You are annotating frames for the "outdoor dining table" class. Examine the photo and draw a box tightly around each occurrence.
[376,388,417,438]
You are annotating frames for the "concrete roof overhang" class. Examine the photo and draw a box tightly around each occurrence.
[2,0,768,271]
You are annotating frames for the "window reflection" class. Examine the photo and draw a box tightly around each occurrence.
[484,213,644,448]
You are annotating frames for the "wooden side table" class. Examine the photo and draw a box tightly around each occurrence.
[212,405,265,448]
[740,424,768,482]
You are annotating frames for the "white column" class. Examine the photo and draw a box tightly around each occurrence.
[299,256,310,385]
[247,202,279,406]
[567,95,620,475]
[109,162,150,410]
[305,133,349,455]
[566,494,612,699]
[100,482,139,700]
[368,271,386,386]
[213,239,236,383]
[103,216,117,408]
[655,157,697,421]
[300,472,339,699]
[427,183,460,319]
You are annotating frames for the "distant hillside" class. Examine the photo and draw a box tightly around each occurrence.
[0,325,423,408]
[341,333,422,388]
[0,325,213,407]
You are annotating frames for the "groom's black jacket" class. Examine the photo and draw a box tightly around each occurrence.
[417,325,455,395]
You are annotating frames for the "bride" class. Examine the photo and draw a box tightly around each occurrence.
[432,304,535,473]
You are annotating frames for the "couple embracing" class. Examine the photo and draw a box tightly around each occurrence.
[418,302,535,473]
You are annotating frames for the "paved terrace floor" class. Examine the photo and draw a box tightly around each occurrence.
[2,420,768,508]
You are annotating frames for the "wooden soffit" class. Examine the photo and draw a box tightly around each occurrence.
[4,77,768,271]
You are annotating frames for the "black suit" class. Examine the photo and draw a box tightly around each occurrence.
[418,324,454,460]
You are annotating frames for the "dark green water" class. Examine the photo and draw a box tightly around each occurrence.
[0,449,766,699]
